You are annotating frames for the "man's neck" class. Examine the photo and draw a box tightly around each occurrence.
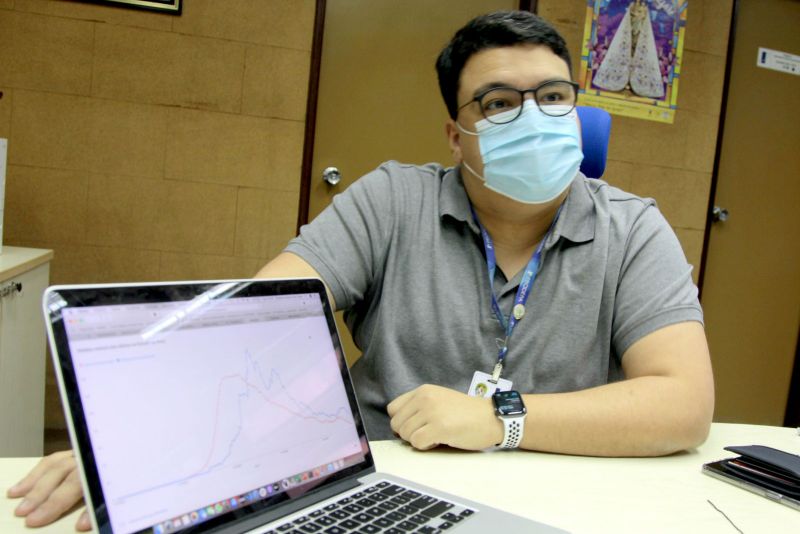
[463,172,567,254]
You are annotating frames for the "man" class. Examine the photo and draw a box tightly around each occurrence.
[8,11,714,530]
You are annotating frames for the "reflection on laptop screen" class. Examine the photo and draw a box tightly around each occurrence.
[62,292,363,533]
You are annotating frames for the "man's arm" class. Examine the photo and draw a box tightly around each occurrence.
[255,252,336,309]
[388,321,714,456]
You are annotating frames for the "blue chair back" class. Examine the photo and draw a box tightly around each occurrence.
[576,106,611,179]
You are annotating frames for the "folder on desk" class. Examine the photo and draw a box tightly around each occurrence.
[703,444,800,511]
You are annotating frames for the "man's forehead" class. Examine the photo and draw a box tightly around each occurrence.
[457,44,571,98]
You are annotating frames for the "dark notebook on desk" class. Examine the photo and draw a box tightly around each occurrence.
[703,444,800,511]
[44,279,567,534]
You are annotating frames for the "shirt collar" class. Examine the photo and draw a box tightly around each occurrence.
[439,167,596,246]
[545,174,596,249]
[439,166,480,234]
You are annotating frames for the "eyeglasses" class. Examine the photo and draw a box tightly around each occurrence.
[458,80,579,124]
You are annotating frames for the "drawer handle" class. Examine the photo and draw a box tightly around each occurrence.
[0,281,22,298]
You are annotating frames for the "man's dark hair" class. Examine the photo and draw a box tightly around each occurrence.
[436,11,572,120]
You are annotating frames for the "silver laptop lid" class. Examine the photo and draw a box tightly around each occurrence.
[44,279,374,534]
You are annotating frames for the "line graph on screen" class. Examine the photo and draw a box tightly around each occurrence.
[75,315,362,506]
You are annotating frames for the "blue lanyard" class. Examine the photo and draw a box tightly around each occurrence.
[471,206,561,382]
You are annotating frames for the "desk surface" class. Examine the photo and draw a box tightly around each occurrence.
[2,423,799,533]
[0,246,53,282]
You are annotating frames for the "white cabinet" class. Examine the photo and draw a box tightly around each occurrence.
[0,247,53,456]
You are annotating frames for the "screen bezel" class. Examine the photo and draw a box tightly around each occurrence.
[44,278,375,533]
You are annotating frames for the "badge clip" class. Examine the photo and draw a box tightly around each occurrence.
[490,362,503,384]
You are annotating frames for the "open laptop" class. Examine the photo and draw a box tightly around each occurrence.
[44,279,567,534]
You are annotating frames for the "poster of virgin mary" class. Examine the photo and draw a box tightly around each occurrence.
[578,0,688,123]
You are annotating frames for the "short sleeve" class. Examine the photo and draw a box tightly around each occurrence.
[612,205,704,357]
[284,166,396,310]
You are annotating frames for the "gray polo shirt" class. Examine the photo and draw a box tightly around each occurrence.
[285,161,703,440]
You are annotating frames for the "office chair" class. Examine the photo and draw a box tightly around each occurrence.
[576,106,612,179]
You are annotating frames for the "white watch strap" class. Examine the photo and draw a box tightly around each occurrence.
[499,415,525,449]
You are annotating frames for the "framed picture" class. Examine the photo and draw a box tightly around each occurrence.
[92,0,181,14]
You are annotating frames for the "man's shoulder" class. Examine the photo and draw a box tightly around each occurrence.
[581,176,656,209]
[369,161,450,183]
[350,161,454,204]
[579,176,660,226]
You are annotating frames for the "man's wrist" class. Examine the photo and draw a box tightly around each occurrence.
[492,390,527,449]
[484,398,505,446]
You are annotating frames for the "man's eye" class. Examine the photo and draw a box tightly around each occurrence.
[539,91,564,102]
[483,98,514,112]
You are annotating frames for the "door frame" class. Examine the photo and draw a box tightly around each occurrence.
[295,0,537,230]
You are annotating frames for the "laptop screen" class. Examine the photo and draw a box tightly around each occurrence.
[45,280,373,534]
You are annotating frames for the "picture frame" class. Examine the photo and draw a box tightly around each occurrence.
[92,0,182,14]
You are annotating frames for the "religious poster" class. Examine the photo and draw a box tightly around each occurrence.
[578,0,688,124]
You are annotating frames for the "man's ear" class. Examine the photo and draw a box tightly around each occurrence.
[445,120,462,164]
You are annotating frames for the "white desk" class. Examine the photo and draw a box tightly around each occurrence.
[2,423,798,533]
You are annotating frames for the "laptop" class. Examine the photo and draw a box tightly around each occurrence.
[44,278,567,534]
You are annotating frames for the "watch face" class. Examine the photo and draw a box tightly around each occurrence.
[493,390,526,416]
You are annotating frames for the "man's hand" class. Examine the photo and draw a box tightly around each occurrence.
[6,450,90,531]
[387,384,502,450]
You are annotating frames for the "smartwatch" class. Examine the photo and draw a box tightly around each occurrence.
[492,390,527,449]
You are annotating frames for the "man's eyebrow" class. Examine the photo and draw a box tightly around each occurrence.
[471,81,508,98]
[471,77,573,98]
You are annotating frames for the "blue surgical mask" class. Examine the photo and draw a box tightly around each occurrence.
[457,100,583,204]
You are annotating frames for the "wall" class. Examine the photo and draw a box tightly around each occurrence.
[0,0,315,434]
[539,0,733,275]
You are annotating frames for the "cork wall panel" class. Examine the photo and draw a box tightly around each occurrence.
[89,99,169,178]
[10,90,168,178]
[234,188,299,260]
[43,242,163,284]
[0,10,93,95]
[10,91,95,170]
[676,49,726,113]
[242,45,311,121]
[172,0,316,51]
[623,165,711,230]
[165,108,273,188]
[0,88,10,138]
[92,24,246,112]
[684,0,734,57]
[14,0,174,31]
[165,109,304,191]
[85,174,167,250]
[3,165,88,244]
[152,180,238,255]
[158,252,263,282]
[601,159,635,191]
[606,111,718,173]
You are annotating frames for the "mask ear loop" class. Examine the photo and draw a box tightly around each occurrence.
[454,120,479,137]
[453,120,485,181]
[461,160,485,182]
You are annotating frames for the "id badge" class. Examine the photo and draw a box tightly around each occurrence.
[467,371,513,398]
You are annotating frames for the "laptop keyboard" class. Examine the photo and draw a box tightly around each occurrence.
[264,480,476,534]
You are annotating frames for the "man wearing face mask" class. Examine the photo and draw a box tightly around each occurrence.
[266,10,713,455]
[9,11,714,530]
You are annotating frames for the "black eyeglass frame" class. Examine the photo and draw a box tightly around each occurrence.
[457,80,580,124]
